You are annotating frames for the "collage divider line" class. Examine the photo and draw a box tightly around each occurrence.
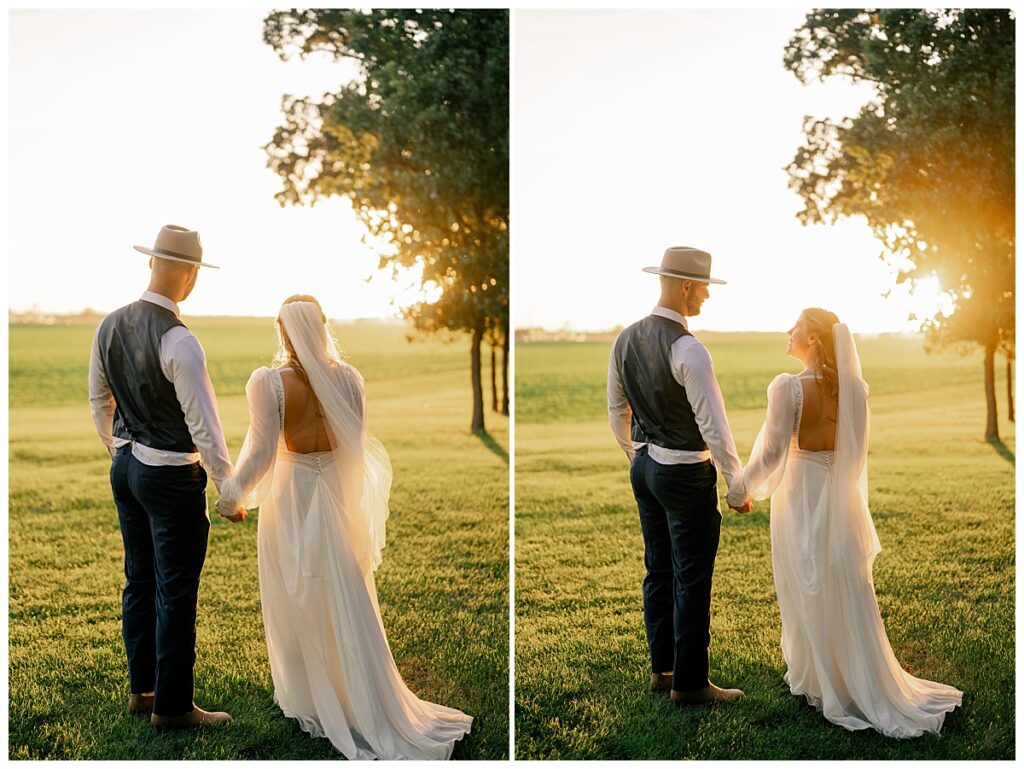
[507,7,517,760]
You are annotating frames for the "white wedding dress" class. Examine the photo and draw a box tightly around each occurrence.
[741,324,962,739]
[219,303,471,760]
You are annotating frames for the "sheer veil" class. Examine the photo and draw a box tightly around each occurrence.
[279,301,393,575]
[830,322,881,568]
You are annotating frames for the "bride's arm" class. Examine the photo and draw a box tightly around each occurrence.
[742,374,796,501]
[216,367,281,516]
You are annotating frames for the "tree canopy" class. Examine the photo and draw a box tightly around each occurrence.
[264,9,509,433]
[785,9,1015,439]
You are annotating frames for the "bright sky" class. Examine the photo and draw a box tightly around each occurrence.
[9,9,428,320]
[513,9,948,334]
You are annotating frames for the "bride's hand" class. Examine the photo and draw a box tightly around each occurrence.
[729,498,752,514]
[216,496,247,522]
[226,505,247,523]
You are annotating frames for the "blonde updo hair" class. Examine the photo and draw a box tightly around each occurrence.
[802,307,841,400]
[273,294,335,387]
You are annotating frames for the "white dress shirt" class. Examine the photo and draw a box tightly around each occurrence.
[608,306,747,507]
[88,291,233,493]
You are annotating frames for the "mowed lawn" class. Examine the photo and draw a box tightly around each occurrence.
[9,319,509,760]
[515,335,1014,760]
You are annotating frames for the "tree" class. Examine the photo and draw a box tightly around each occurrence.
[264,9,509,434]
[490,339,498,412]
[486,311,509,415]
[500,321,509,417]
[784,9,1015,440]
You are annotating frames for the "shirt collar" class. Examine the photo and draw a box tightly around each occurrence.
[140,290,181,318]
[650,305,688,329]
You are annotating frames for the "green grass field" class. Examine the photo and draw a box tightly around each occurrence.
[9,319,509,760]
[515,334,1014,760]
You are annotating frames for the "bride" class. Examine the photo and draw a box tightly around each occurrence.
[216,295,472,759]
[740,307,962,738]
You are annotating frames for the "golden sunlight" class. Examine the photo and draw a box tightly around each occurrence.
[888,274,956,326]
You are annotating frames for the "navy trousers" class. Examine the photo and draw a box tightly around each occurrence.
[630,447,722,692]
[110,445,210,717]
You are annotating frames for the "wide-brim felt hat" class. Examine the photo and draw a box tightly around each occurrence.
[643,246,725,284]
[134,224,219,269]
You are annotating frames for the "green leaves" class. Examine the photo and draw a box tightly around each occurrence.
[785,9,1014,353]
[263,9,509,431]
[263,10,508,342]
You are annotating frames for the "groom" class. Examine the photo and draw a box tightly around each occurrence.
[607,246,751,706]
[88,224,244,729]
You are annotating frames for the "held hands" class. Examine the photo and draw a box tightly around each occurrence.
[225,506,247,523]
[729,498,752,515]
[726,480,752,515]
[215,496,247,523]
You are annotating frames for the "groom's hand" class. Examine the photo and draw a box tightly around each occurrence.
[216,497,247,522]
[729,498,752,514]
[223,505,247,523]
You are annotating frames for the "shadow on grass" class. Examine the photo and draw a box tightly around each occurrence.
[987,437,1015,466]
[474,430,509,465]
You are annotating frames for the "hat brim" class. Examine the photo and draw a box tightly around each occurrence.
[134,245,219,269]
[642,266,726,285]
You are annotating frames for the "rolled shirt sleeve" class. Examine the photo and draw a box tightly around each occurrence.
[674,340,748,507]
[162,331,234,493]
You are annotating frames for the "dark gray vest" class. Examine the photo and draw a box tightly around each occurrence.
[97,300,196,452]
[613,313,708,452]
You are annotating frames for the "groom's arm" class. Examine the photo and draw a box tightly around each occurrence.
[674,340,748,509]
[607,341,636,462]
[88,325,129,458]
[160,327,234,494]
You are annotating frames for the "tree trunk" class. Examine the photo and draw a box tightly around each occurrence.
[490,343,498,412]
[501,330,510,416]
[984,340,999,441]
[471,324,485,434]
[1007,354,1015,423]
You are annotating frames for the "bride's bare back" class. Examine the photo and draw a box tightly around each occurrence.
[280,367,333,453]
[798,377,837,452]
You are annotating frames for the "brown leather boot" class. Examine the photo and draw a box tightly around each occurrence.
[128,693,155,715]
[670,682,744,706]
[151,705,232,729]
[650,672,674,692]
